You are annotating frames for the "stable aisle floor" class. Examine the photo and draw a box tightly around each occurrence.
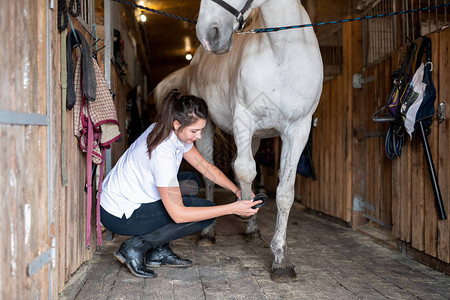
[60,190,450,300]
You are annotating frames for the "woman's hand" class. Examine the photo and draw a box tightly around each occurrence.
[230,199,262,217]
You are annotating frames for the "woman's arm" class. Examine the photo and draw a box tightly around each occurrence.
[158,186,259,223]
[183,146,242,198]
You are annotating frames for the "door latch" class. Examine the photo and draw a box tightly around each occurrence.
[437,102,446,123]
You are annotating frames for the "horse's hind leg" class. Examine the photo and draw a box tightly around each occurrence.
[194,119,216,246]
[270,121,310,282]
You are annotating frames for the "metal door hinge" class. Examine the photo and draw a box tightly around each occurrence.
[28,238,56,277]
[353,74,374,89]
[353,197,374,212]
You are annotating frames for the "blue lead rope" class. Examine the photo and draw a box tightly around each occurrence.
[239,3,450,34]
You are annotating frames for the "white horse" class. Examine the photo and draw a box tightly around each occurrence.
[155,0,323,281]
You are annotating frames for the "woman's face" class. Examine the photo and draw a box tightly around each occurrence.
[174,118,207,144]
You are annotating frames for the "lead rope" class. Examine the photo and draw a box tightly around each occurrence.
[85,98,94,249]
[237,3,450,34]
[96,148,106,246]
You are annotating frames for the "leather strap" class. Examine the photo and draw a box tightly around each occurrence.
[209,0,254,29]
[414,36,432,71]
[85,98,94,249]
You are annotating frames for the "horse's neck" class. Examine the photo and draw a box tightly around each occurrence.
[259,0,313,50]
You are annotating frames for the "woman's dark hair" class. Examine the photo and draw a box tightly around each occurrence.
[147,89,208,159]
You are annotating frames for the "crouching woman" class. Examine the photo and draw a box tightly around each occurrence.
[100,89,261,278]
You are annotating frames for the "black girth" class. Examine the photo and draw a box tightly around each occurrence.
[209,0,254,30]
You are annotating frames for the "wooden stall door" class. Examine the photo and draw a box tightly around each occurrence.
[360,59,394,230]
[0,1,55,299]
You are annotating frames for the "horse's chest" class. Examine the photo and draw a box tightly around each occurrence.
[206,101,234,133]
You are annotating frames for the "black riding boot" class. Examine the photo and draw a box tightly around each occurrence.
[114,236,157,278]
[146,243,192,268]
[117,219,213,276]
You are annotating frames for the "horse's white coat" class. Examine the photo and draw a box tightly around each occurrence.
[155,0,323,275]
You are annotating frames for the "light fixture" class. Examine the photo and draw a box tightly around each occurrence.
[185,52,193,61]
[139,12,147,22]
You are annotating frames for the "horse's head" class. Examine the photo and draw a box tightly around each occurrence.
[196,0,257,54]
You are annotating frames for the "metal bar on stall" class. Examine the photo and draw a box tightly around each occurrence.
[0,110,49,126]
[418,121,447,220]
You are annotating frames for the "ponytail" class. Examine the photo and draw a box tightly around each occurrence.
[147,89,208,159]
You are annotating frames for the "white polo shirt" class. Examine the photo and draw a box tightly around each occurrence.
[100,123,193,219]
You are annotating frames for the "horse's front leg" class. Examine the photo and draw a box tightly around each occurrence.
[245,137,262,240]
[232,111,262,240]
[270,121,310,282]
[195,119,217,245]
[232,109,257,201]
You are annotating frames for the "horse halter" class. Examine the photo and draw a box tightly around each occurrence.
[209,0,254,30]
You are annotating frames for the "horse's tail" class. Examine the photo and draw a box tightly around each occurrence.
[154,66,189,110]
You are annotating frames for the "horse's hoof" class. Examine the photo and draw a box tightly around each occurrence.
[270,261,297,282]
[196,235,216,247]
[243,230,262,243]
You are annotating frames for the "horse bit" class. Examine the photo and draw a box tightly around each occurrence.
[209,0,254,31]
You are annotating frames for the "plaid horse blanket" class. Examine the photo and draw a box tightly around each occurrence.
[74,57,121,162]
[73,56,121,247]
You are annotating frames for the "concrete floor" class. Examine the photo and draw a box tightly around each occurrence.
[60,190,450,299]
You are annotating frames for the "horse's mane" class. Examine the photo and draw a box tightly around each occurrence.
[243,0,303,30]
[243,8,262,30]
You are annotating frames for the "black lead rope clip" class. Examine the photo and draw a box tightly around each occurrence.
[251,193,268,209]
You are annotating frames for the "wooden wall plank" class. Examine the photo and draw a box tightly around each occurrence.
[391,48,401,238]
[36,0,48,114]
[375,62,384,225]
[381,58,392,227]
[315,89,323,211]
[437,29,450,263]
[336,75,344,219]
[37,126,50,300]
[346,19,366,229]
[315,85,323,212]
[424,33,440,258]
[0,126,6,300]
[411,134,425,251]
[392,142,402,238]
[0,1,10,110]
[329,78,337,217]
[323,82,329,213]
[365,66,376,222]
[344,69,353,223]
[54,21,65,290]
[401,138,412,242]
[321,82,330,213]
[7,126,19,299]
